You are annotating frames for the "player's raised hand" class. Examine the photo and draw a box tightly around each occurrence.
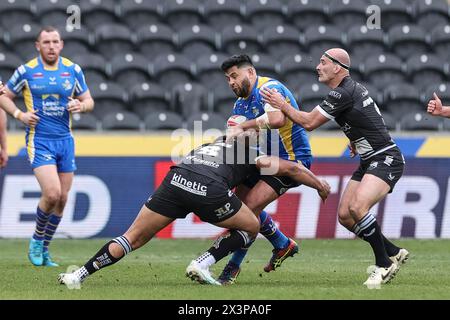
[318,179,331,203]
[20,109,40,127]
[67,97,85,113]
[427,92,443,116]
[260,87,287,112]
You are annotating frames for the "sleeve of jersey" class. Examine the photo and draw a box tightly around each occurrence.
[6,65,26,95]
[317,88,351,120]
[73,64,89,96]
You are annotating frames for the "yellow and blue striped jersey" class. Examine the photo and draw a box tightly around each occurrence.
[7,56,88,140]
[232,76,311,161]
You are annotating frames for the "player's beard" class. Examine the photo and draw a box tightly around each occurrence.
[234,77,251,98]
[41,52,59,66]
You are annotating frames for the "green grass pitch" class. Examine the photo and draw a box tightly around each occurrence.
[1,238,450,300]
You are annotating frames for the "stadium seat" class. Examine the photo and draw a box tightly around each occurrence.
[243,0,286,31]
[381,112,398,131]
[171,82,207,119]
[57,24,92,57]
[406,54,447,90]
[370,0,413,29]
[423,82,450,106]
[387,25,429,60]
[8,23,42,61]
[328,0,368,31]
[261,25,302,60]
[94,24,135,58]
[152,53,194,90]
[279,53,319,91]
[202,0,244,31]
[101,111,141,131]
[346,25,386,59]
[72,53,108,84]
[186,112,227,131]
[129,82,170,119]
[0,27,7,53]
[430,25,450,61]
[0,51,23,83]
[414,0,450,32]
[250,53,279,80]
[162,0,203,31]
[297,83,329,112]
[80,0,118,30]
[35,0,74,26]
[286,0,328,31]
[177,24,218,61]
[400,112,442,131]
[303,25,345,58]
[137,24,176,58]
[383,83,423,120]
[71,113,98,131]
[362,54,405,90]
[89,81,128,119]
[0,0,34,30]
[211,85,236,118]
[145,111,184,130]
[119,0,162,31]
[195,53,230,91]
[220,24,262,56]
[109,53,151,90]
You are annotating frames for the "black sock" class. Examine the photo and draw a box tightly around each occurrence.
[207,230,252,262]
[81,236,133,278]
[382,235,400,257]
[352,213,391,268]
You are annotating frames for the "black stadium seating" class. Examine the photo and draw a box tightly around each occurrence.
[0,0,449,131]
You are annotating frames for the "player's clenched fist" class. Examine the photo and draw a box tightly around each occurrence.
[0,81,6,96]
[67,97,86,113]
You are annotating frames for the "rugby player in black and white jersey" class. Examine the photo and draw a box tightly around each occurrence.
[58,129,330,287]
[260,48,409,287]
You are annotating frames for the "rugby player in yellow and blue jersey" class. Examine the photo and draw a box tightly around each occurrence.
[218,55,312,284]
[0,26,94,267]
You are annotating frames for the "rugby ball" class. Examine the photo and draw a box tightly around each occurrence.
[227,115,247,128]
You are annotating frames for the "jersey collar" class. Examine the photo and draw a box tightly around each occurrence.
[38,55,60,71]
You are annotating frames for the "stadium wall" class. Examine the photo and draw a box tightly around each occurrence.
[1,133,449,239]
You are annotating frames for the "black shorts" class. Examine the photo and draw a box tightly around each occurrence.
[243,157,312,196]
[351,146,405,193]
[145,168,242,223]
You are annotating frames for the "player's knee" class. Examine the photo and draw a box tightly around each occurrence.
[348,199,368,218]
[44,190,62,207]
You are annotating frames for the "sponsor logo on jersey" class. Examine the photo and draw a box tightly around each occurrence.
[384,156,394,167]
[62,79,73,91]
[369,161,378,170]
[388,173,395,181]
[60,72,71,78]
[329,91,342,99]
[32,73,44,78]
[49,77,57,85]
[170,173,207,196]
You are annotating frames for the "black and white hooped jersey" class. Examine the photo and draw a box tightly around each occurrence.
[317,76,397,161]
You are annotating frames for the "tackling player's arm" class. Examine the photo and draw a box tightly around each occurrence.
[260,87,329,131]
[427,92,450,118]
[256,155,331,202]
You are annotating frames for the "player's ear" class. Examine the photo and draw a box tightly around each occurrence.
[35,41,40,52]
[60,39,64,50]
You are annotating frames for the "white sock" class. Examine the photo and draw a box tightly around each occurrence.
[73,266,89,282]
[195,252,216,269]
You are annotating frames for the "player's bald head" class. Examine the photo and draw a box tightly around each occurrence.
[324,48,351,70]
